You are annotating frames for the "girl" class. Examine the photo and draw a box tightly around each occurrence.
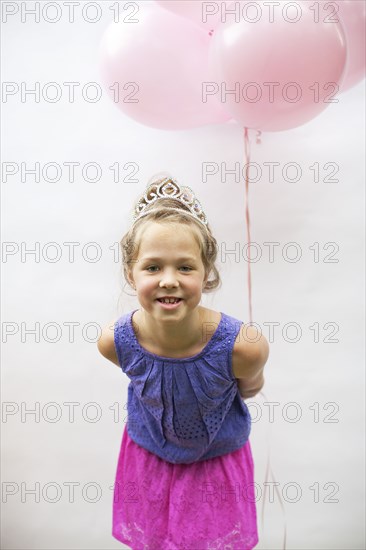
[97,174,269,550]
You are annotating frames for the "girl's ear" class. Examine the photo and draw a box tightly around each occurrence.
[126,270,135,289]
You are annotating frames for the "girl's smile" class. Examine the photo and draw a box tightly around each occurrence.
[156,298,183,310]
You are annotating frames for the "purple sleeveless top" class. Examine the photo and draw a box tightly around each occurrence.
[114,309,252,464]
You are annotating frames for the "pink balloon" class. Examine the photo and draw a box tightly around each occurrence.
[208,0,347,132]
[99,3,231,130]
[326,0,366,92]
[156,0,232,32]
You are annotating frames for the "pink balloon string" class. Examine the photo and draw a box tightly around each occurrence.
[259,390,288,550]
[243,127,253,325]
[243,128,287,549]
[243,126,263,326]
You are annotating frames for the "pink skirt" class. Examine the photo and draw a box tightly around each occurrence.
[112,425,259,550]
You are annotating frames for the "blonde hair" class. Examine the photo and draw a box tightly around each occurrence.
[120,173,222,293]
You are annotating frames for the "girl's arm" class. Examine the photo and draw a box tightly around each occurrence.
[234,326,269,400]
[97,320,120,367]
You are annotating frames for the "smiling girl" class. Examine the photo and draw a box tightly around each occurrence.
[97,174,269,549]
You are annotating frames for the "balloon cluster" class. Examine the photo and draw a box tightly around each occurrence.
[99,0,365,132]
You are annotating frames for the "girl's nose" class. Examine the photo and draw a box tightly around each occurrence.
[159,271,179,288]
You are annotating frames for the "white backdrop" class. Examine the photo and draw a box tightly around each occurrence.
[1,1,365,549]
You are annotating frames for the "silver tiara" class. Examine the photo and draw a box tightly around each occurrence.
[132,178,208,228]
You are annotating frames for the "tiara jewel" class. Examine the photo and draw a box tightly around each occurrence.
[132,178,208,227]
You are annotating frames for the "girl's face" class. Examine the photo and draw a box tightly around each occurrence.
[128,222,207,320]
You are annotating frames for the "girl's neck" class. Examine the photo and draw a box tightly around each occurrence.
[134,305,209,356]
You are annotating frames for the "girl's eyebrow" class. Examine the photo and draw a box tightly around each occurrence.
[140,256,197,262]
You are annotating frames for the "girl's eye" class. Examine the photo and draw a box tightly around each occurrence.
[145,266,192,272]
